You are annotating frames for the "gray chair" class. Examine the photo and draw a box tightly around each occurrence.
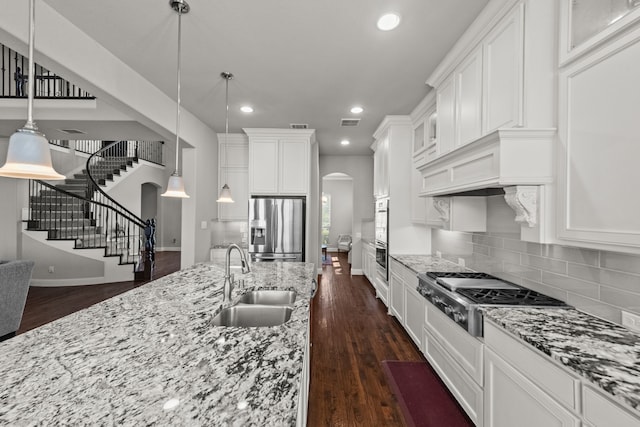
[337,234,352,252]
[0,260,35,340]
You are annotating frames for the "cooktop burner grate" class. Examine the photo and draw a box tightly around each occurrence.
[456,288,567,306]
[425,271,497,280]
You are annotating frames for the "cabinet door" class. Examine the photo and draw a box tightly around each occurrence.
[218,168,249,221]
[558,31,640,251]
[436,76,456,155]
[249,139,278,194]
[455,47,483,147]
[483,3,523,132]
[389,269,404,321]
[279,139,308,194]
[403,284,424,347]
[484,348,580,427]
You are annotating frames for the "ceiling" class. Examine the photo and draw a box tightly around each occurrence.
[30,0,488,155]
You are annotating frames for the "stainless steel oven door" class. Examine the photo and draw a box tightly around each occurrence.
[375,244,387,280]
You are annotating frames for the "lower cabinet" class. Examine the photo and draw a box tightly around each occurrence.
[483,320,640,427]
[389,258,424,348]
[484,348,580,427]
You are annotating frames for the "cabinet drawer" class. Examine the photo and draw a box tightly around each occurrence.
[484,321,580,411]
[582,386,640,427]
[423,328,483,426]
[425,300,483,385]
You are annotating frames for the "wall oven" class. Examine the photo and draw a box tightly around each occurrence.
[374,197,389,280]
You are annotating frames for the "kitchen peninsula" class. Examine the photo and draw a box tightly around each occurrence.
[0,262,315,425]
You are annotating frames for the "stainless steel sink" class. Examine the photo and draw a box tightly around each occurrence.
[212,304,293,327]
[238,290,297,305]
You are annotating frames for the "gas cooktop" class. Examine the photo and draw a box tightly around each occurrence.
[456,288,567,306]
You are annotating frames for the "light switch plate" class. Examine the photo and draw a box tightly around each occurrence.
[622,311,640,332]
[201,221,208,230]
[458,257,466,267]
[436,251,442,258]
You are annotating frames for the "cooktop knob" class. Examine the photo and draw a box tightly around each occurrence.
[444,305,453,315]
[453,312,467,323]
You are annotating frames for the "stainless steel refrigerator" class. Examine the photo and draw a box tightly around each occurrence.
[248,196,305,262]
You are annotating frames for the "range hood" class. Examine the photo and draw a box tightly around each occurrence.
[417,128,556,242]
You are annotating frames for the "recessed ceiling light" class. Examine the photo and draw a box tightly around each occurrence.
[240,106,253,113]
[377,13,401,31]
[341,139,350,146]
[350,106,364,114]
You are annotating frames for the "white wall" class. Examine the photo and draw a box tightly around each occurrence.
[319,155,374,272]
[0,3,220,268]
[322,178,353,250]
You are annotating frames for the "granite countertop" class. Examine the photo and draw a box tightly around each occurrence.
[389,254,473,274]
[483,308,640,415]
[0,262,316,425]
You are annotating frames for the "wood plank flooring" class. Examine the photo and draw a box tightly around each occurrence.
[17,250,440,426]
[308,251,426,427]
[18,251,181,334]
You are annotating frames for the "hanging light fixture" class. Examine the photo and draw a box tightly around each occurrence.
[161,0,190,198]
[0,0,64,180]
[216,71,234,203]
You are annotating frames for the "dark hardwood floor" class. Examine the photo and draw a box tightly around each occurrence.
[17,250,437,426]
[18,251,181,334]
[308,251,426,427]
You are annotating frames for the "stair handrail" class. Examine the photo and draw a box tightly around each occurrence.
[85,140,146,227]
[28,179,147,271]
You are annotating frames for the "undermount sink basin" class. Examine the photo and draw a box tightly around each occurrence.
[238,290,297,305]
[212,304,293,327]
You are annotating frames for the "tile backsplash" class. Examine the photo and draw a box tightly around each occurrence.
[431,196,640,326]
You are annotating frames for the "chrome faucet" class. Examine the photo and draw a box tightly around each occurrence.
[223,243,251,303]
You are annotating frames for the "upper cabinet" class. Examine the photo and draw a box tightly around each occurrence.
[557,7,640,254]
[414,0,557,242]
[218,134,249,221]
[372,116,428,254]
[245,128,315,196]
[559,0,640,65]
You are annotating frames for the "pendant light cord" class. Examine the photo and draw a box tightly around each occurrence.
[174,8,183,174]
[26,0,36,129]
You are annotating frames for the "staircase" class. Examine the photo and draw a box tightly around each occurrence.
[26,141,153,281]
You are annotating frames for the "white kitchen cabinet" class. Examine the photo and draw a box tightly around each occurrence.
[372,116,427,254]
[482,3,523,132]
[582,385,640,427]
[410,95,436,224]
[455,47,483,147]
[436,76,456,156]
[218,134,249,221]
[362,242,376,285]
[423,327,484,426]
[245,129,315,196]
[484,347,580,427]
[389,258,423,347]
[403,284,424,347]
[557,24,640,254]
[372,136,389,198]
[426,196,487,232]
[389,267,404,322]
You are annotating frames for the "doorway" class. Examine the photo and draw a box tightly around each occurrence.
[321,173,353,258]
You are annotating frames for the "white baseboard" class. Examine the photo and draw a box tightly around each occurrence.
[156,246,181,252]
[31,277,115,287]
[351,269,363,275]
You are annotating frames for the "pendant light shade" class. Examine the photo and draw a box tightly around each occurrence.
[162,0,190,198]
[217,71,235,203]
[216,183,233,203]
[0,0,64,180]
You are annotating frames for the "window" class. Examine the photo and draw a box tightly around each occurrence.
[321,193,331,245]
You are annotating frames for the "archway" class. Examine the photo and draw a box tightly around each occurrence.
[321,172,354,264]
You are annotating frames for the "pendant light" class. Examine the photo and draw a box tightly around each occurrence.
[0,0,64,180]
[161,0,190,198]
[216,71,234,203]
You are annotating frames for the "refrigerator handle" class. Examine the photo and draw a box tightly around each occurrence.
[272,202,277,251]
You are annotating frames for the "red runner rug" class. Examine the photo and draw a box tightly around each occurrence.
[381,360,474,427]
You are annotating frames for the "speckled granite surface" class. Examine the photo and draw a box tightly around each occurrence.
[484,307,640,415]
[0,262,315,426]
[389,254,472,274]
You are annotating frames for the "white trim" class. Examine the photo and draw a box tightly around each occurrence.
[31,276,116,287]
[351,268,363,276]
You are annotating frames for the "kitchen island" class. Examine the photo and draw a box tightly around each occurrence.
[0,261,315,426]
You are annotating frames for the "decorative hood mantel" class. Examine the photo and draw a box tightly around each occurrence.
[418,128,556,243]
